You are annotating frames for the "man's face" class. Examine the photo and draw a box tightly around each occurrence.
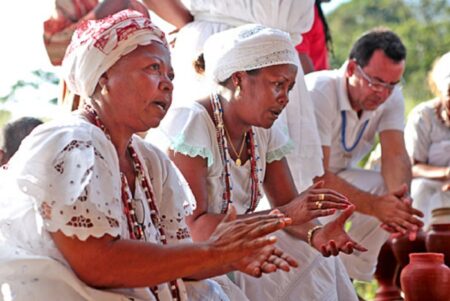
[346,49,405,112]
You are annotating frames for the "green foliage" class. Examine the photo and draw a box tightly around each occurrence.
[328,0,450,105]
[354,280,378,300]
[0,110,12,128]
[0,69,59,104]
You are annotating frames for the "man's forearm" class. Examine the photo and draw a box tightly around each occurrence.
[316,170,379,216]
[143,0,193,29]
[381,152,412,193]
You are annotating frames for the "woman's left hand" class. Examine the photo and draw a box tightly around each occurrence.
[311,205,367,257]
[282,181,352,225]
[233,245,298,277]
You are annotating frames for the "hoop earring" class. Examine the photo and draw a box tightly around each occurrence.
[101,85,109,96]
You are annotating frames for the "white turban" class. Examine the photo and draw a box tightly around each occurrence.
[62,10,168,99]
[432,52,450,97]
[203,24,299,83]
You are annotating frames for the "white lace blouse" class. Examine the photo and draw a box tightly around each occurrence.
[0,114,196,301]
[159,102,293,214]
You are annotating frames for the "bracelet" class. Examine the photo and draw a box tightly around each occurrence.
[307,225,323,247]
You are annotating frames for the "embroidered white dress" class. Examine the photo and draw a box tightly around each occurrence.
[159,102,358,301]
[0,115,230,301]
[170,0,324,192]
[405,99,450,228]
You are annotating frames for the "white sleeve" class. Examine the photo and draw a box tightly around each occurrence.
[160,104,216,167]
[404,104,432,163]
[12,122,124,241]
[378,88,405,132]
[265,121,294,163]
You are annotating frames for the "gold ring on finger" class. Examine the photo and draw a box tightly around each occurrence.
[319,194,325,201]
[316,200,322,209]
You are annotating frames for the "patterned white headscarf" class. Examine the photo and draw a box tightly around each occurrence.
[203,24,299,83]
[62,10,167,99]
[432,52,450,97]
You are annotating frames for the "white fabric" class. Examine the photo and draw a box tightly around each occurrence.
[62,10,167,99]
[183,0,314,44]
[203,24,299,83]
[431,52,450,97]
[159,102,292,213]
[404,99,450,228]
[306,63,405,173]
[159,102,358,301]
[0,115,232,301]
[405,99,450,165]
[306,64,404,281]
[171,0,323,192]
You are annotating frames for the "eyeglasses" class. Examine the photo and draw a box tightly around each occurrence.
[356,64,402,93]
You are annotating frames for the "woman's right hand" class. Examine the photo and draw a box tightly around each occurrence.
[207,206,296,276]
[281,181,352,225]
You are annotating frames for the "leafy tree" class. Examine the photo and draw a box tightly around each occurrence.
[328,0,450,105]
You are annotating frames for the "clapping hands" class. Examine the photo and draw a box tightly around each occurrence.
[209,206,298,277]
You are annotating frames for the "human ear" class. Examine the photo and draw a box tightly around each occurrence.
[346,60,357,77]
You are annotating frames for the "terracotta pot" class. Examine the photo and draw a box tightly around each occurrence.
[391,230,427,267]
[426,223,450,266]
[374,241,403,301]
[391,230,426,288]
[400,253,450,301]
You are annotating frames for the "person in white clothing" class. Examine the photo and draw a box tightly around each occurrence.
[152,0,323,193]
[0,11,300,301]
[405,51,450,228]
[160,24,366,301]
[306,28,424,281]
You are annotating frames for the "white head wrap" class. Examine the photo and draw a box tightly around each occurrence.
[432,52,450,97]
[62,10,168,99]
[203,24,299,83]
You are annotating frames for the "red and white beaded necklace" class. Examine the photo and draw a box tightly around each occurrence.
[83,104,180,301]
[209,93,261,214]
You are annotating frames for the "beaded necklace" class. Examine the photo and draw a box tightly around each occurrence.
[83,104,180,301]
[340,110,369,153]
[209,94,261,214]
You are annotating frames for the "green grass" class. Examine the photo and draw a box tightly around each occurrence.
[354,280,378,300]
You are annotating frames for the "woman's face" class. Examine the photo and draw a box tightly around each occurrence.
[103,42,174,132]
[238,64,297,128]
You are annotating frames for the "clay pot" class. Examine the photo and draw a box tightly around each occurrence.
[391,230,427,267]
[374,241,403,301]
[430,207,450,225]
[400,253,450,301]
[390,230,426,288]
[426,223,450,266]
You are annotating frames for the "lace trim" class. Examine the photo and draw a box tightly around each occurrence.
[267,139,295,163]
[169,134,214,167]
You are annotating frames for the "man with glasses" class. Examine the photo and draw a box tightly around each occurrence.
[304,28,424,282]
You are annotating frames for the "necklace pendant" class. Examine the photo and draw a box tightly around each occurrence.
[236,158,242,166]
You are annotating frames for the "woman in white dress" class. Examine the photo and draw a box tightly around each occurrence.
[405,51,450,227]
[0,11,299,301]
[154,0,323,193]
[161,24,365,301]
